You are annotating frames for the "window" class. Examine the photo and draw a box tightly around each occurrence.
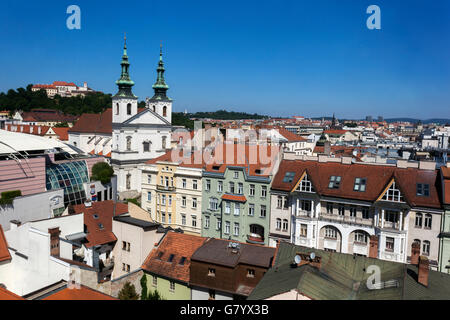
[147,175,152,184]
[217,218,222,230]
[143,141,150,152]
[98,223,104,230]
[424,214,432,229]
[415,213,423,228]
[152,276,157,287]
[192,198,197,209]
[225,221,231,234]
[385,210,399,223]
[161,212,166,223]
[127,103,132,115]
[299,174,315,192]
[354,231,368,244]
[261,186,267,198]
[168,213,172,224]
[169,281,175,293]
[338,205,345,216]
[301,200,312,212]
[163,106,168,117]
[283,172,296,183]
[225,201,231,214]
[300,224,308,237]
[260,205,267,218]
[126,136,132,151]
[234,171,239,179]
[354,178,367,192]
[238,183,243,195]
[362,208,369,219]
[276,218,281,230]
[182,179,187,189]
[229,182,235,194]
[209,198,218,211]
[283,197,289,209]
[326,202,333,214]
[192,215,197,227]
[247,269,255,278]
[234,222,240,236]
[417,184,430,197]
[162,136,167,149]
[168,254,175,263]
[193,180,198,190]
[205,179,211,191]
[386,237,395,251]
[234,203,240,216]
[179,257,186,265]
[122,241,127,250]
[181,196,186,207]
[382,181,404,202]
[161,195,166,205]
[249,184,255,196]
[181,214,186,226]
[248,204,255,216]
[208,268,216,277]
[168,195,172,205]
[115,103,119,115]
[349,206,357,218]
[217,181,223,192]
[328,176,341,189]
[282,219,288,231]
[204,215,210,229]
[277,196,283,208]
[423,241,430,256]
[325,227,337,239]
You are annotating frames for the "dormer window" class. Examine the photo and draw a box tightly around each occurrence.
[354,178,367,192]
[298,174,314,192]
[416,183,430,197]
[328,176,341,189]
[167,254,175,263]
[179,257,186,265]
[382,181,404,202]
[283,172,295,183]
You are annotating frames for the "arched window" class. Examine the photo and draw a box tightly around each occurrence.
[126,173,131,190]
[162,136,167,149]
[163,106,167,117]
[143,141,151,152]
[152,105,156,112]
[415,213,423,228]
[116,103,119,115]
[126,136,132,151]
[127,103,132,115]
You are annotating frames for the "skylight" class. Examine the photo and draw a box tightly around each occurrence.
[328,176,341,189]
[354,178,367,192]
[416,183,430,197]
[168,254,175,263]
[283,172,296,183]
[179,257,186,265]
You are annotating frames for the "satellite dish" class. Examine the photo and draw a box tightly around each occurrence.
[310,252,316,260]
[294,255,302,264]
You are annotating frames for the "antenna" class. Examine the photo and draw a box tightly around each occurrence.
[294,255,302,264]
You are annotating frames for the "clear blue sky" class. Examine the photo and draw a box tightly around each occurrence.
[1,0,449,119]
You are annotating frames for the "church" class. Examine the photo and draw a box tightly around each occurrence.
[111,38,173,199]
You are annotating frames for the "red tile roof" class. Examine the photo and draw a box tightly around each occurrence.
[272,159,442,209]
[52,81,77,87]
[324,130,348,135]
[146,148,206,168]
[43,286,117,300]
[0,225,11,263]
[0,287,24,300]
[141,232,207,283]
[69,109,112,134]
[4,124,50,136]
[221,194,247,203]
[52,127,70,141]
[278,127,307,142]
[72,200,128,248]
[21,109,77,123]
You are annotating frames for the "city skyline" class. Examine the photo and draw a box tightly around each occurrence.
[1,0,449,119]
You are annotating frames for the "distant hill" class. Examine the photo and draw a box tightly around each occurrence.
[384,118,450,124]
[189,109,269,120]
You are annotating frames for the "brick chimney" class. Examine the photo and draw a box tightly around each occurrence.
[369,235,379,258]
[48,227,61,257]
[411,242,420,265]
[418,256,429,287]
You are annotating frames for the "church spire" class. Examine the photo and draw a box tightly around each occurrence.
[115,34,136,98]
[150,43,170,101]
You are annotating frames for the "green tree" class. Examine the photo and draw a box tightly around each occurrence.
[148,289,164,300]
[140,275,148,300]
[91,162,114,184]
[118,282,139,300]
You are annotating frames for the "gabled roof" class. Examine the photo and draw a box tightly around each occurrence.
[141,232,207,283]
[221,194,247,203]
[43,285,117,300]
[278,127,307,142]
[272,160,442,208]
[68,109,112,135]
[20,109,77,123]
[0,225,11,263]
[71,200,128,248]
[0,287,24,300]
[52,127,70,141]
[146,148,206,169]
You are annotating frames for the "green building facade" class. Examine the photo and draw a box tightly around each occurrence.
[201,166,272,246]
[143,272,191,300]
[439,207,450,274]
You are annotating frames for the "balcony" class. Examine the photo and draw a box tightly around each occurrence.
[296,210,313,218]
[320,214,374,227]
[156,184,175,192]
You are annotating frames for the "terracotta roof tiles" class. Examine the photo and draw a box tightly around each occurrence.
[43,285,117,300]
[0,225,11,263]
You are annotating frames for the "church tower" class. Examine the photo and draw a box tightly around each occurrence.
[146,44,172,124]
[112,36,138,124]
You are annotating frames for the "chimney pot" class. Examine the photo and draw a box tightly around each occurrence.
[369,235,379,259]
[418,256,430,287]
[48,227,61,257]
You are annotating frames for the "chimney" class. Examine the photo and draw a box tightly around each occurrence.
[324,141,331,156]
[411,242,420,265]
[418,256,429,287]
[369,235,379,258]
[48,227,61,257]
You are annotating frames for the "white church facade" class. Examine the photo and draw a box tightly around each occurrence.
[111,39,173,199]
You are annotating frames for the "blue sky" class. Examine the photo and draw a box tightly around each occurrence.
[1,0,449,119]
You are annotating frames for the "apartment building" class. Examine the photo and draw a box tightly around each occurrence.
[141,149,204,235]
[201,144,281,246]
[270,156,444,270]
[439,166,450,273]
